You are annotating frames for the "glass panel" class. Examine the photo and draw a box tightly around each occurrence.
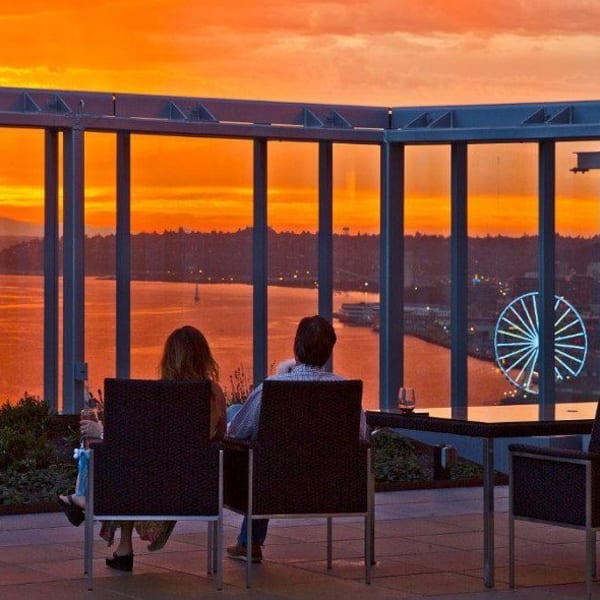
[129,136,253,400]
[333,144,379,409]
[84,132,116,399]
[265,143,380,409]
[267,142,318,378]
[468,143,537,406]
[0,129,45,404]
[404,145,451,408]
[555,141,600,402]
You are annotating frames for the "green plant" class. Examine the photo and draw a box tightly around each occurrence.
[0,394,53,437]
[227,365,254,406]
[372,429,423,482]
[0,464,76,505]
[450,461,485,480]
[0,395,78,505]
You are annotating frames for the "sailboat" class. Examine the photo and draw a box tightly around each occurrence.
[194,283,200,302]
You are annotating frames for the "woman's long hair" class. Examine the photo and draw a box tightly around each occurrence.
[159,325,220,383]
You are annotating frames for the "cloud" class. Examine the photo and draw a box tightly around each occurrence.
[0,1,598,237]
[127,1,600,37]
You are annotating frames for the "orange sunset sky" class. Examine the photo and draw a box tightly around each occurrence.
[0,0,600,237]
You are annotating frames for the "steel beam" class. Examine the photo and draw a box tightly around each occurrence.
[253,140,268,386]
[43,129,59,411]
[116,132,131,379]
[389,100,600,143]
[62,128,86,414]
[451,143,468,417]
[538,140,556,418]
[379,143,404,409]
[318,141,334,370]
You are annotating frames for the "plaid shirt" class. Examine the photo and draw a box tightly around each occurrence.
[227,363,367,440]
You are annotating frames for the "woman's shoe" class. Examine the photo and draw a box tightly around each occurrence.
[57,494,84,527]
[105,552,134,572]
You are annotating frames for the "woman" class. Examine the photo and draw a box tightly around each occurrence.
[65,325,226,572]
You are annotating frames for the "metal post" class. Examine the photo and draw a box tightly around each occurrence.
[253,139,268,386]
[482,437,495,588]
[379,142,404,409]
[451,143,468,418]
[62,127,86,414]
[538,140,556,419]
[508,452,515,588]
[43,129,59,411]
[318,141,334,370]
[116,132,131,378]
[247,449,254,587]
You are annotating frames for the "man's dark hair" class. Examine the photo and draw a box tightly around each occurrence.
[293,315,336,368]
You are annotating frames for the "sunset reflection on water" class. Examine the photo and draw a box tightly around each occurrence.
[0,274,513,410]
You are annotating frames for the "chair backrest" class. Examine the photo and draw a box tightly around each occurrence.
[93,378,219,516]
[587,399,600,454]
[252,379,366,515]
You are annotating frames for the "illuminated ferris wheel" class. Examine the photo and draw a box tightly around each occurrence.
[494,292,588,394]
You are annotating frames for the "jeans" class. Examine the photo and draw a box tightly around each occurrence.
[227,405,269,545]
[238,516,269,545]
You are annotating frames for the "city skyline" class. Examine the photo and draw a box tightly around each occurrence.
[0,2,599,236]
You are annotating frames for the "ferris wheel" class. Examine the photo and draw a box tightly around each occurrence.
[494,292,588,394]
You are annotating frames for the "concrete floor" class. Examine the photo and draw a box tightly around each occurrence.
[0,486,595,599]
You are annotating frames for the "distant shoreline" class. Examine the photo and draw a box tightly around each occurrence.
[0,271,375,293]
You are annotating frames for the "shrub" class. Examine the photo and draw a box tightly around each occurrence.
[0,464,77,505]
[0,395,78,505]
[372,429,423,482]
[0,394,53,437]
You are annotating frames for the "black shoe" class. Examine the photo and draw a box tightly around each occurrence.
[226,542,263,563]
[57,494,84,527]
[106,552,134,572]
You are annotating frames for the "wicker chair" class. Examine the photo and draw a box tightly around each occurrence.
[508,402,600,599]
[84,378,223,591]
[224,379,373,588]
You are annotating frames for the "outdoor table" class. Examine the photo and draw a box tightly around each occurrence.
[366,403,596,588]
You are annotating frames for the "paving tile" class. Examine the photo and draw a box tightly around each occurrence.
[0,542,82,565]
[407,548,486,572]
[299,555,435,579]
[0,563,61,585]
[377,569,487,595]
[265,522,364,543]
[261,540,330,562]
[373,517,466,538]
[0,486,594,600]
[411,530,500,551]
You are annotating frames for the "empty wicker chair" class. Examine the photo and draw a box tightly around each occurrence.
[508,401,600,599]
[224,379,373,587]
[84,378,223,590]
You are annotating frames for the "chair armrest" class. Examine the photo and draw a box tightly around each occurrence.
[509,443,600,462]
[88,439,104,451]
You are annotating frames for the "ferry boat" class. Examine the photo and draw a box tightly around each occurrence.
[335,302,380,325]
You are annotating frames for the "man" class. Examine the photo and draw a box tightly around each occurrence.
[226,314,366,562]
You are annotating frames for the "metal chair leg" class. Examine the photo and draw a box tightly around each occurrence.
[326,517,332,569]
[586,529,594,600]
[206,522,213,575]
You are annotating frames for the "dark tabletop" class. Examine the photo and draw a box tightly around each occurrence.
[366,404,595,439]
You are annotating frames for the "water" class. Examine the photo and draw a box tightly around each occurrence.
[0,274,512,409]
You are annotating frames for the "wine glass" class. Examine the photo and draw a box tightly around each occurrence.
[397,387,416,413]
